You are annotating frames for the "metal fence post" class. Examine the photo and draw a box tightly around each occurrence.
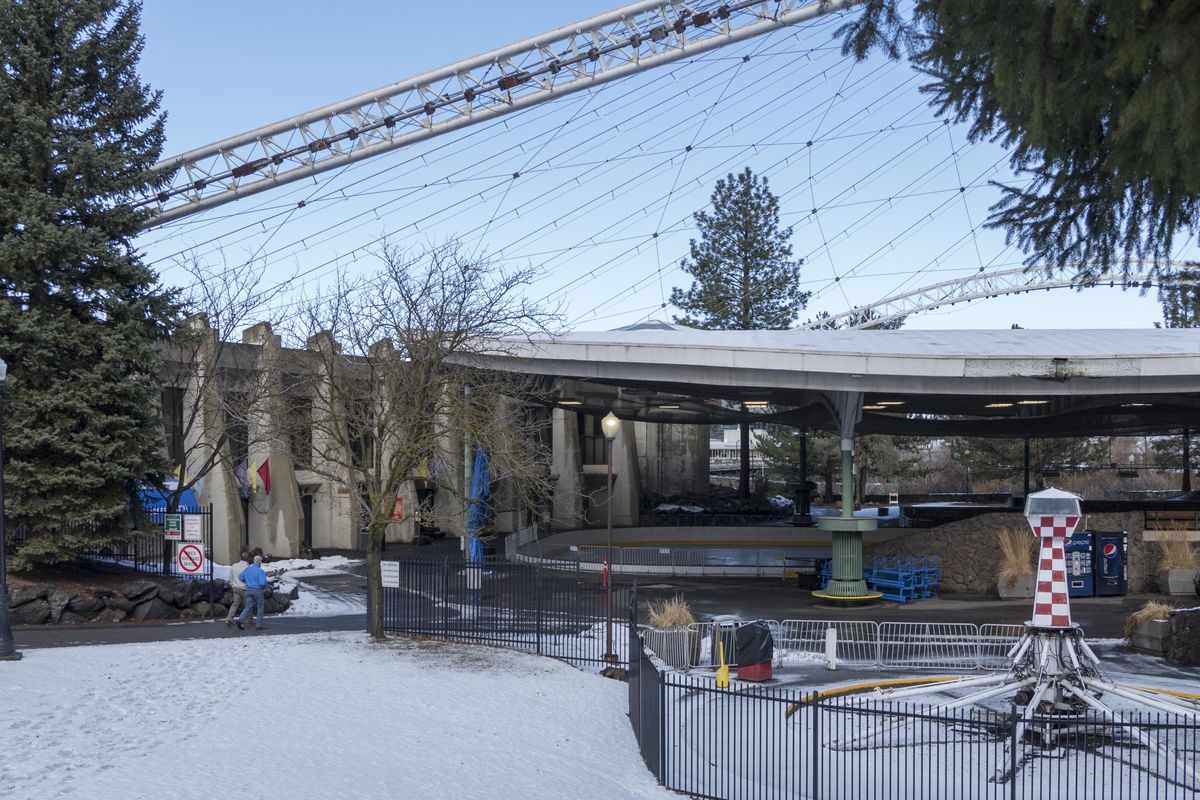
[441,557,449,640]
[1009,704,1018,800]
[535,564,543,656]
[811,692,820,800]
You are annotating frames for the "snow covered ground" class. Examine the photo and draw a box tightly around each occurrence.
[0,632,674,800]
[215,555,368,618]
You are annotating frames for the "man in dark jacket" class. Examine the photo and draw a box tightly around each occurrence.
[236,555,270,631]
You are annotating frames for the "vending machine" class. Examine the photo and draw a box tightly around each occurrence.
[1092,531,1128,596]
[1063,530,1095,597]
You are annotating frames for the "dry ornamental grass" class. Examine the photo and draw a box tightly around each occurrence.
[1156,533,1199,572]
[645,595,695,630]
[996,527,1036,588]
[1124,600,1176,640]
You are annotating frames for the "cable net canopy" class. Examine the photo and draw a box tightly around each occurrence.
[136,2,1200,335]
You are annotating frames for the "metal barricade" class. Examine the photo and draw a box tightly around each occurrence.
[978,623,1024,671]
[878,622,981,670]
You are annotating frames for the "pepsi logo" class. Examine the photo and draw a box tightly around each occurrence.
[1102,543,1117,557]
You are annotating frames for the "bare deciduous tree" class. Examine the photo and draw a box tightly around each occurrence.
[282,242,559,638]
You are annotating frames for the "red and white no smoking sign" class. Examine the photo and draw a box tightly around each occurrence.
[176,542,206,574]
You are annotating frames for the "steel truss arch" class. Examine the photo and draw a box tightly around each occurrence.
[141,0,855,228]
[799,262,1196,330]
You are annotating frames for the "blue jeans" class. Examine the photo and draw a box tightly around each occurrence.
[239,588,265,628]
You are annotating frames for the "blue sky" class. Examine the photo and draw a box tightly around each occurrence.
[134,1,1188,333]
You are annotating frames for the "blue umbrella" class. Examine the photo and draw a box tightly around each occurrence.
[467,446,490,563]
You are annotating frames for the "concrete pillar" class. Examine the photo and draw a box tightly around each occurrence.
[243,323,302,558]
[305,331,357,550]
[635,421,708,498]
[610,422,641,527]
[550,409,584,530]
[180,315,244,565]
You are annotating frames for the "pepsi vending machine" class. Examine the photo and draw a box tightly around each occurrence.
[1063,530,1095,597]
[1092,531,1128,596]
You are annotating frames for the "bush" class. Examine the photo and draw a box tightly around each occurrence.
[996,527,1035,588]
[1124,600,1175,640]
[1156,533,1198,572]
[646,595,695,629]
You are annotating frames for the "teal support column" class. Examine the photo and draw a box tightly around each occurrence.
[815,436,878,600]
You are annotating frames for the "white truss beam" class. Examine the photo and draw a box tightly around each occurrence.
[799,262,1195,330]
[140,0,856,228]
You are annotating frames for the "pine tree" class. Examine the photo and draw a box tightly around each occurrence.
[0,0,177,565]
[671,168,807,497]
[841,1,1200,281]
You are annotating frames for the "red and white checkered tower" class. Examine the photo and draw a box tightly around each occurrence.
[1026,490,1082,628]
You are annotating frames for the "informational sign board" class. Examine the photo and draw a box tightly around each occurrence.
[183,514,203,542]
[164,514,183,541]
[380,560,400,589]
[176,542,206,575]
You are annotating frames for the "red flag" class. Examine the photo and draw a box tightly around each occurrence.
[257,458,271,495]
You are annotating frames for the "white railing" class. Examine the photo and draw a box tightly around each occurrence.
[640,618,1027,673]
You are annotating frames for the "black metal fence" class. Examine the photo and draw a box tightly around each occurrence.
[382,557,632,667]
[629,626,1200,800]
[12,506,214,583]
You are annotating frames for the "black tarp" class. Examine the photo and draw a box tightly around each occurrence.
[734,620,773,665]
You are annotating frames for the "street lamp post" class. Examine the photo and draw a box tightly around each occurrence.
[0,358,22,660]
[601,411,621,663]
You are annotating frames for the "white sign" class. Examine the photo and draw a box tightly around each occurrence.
[380,560,400,589]
[176,542,206,575]
[183,514,203,542]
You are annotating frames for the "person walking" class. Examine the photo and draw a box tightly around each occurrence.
[236,555,270,631]
[224,551,250,627]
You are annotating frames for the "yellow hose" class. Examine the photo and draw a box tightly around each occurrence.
[784,676,962,719]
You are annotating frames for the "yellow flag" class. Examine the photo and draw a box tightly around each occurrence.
[249,459,258,494]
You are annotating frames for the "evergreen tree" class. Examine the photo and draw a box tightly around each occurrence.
[0,0,176,565]
[841,1,1200,280]
[671,168,807,497]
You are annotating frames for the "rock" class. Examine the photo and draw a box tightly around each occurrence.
[9,599,50,625]
[47,590,72,624]
[131,596,180,621]
[171,582,196,608]
[67,595,105,614]
[189,601,213,617]
[105,595,133,613]
[179,609,200,619]
[210,603,228,617]
[156,586,177,605]
[1167,609,1200,667]
[220,590,234,606]
[58,611,90,624]
[9,584,51,606]
[95,608,127,624]
[121,580,159,602]
[288,585,300,600]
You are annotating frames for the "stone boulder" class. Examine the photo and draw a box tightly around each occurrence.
[47,590,72,624]
[171,582,196,608]
[10,584,51,606]
[95,607,128,624]
[105,595,133,613]
[1167,609,1200,667]
[10,598,51,625]
[58,611,90,625]
[131,596,179,622]
[67,595,105,615]
[121,580,160,603]
[189,601,213,617]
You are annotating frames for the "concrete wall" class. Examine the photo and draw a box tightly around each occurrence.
[636,421,709,498]
[865,510,1155,594]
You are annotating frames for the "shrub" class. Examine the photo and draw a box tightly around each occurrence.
[646,595,695,629]
[1124,600,1175,640]
[1156,533,1199,572]
[996,527,1036,588]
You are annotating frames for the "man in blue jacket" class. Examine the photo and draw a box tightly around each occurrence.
[236,555,270,631]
